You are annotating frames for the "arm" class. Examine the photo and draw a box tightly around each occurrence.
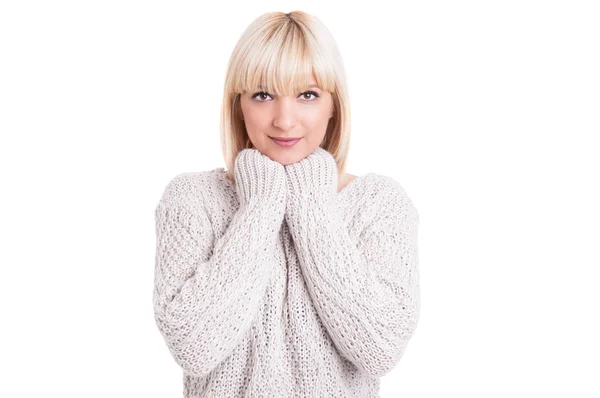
[153,149,286,378]
[284,148,421,378]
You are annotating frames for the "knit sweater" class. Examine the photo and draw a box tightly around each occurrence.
[153,147,420,398]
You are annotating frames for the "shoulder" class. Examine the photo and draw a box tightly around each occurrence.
[338,173,357,191]
[157,168,226,213]
[364,173,419,222]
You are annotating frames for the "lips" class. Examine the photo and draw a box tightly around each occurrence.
[269,136,301,141]
[270,136,302,147]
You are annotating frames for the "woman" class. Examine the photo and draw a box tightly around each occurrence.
[153,10,420,397]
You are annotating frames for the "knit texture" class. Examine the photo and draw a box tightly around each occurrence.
[153,147,420,397]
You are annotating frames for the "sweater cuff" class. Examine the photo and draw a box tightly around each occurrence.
[284,147,339,202]
[234,149,287,207]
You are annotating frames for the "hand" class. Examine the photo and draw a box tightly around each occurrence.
[234,148,287,205]
[284,147,339,204]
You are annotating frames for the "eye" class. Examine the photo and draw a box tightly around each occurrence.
[300,90,320,101]
[251,90,320,102]
[251,91,273,102]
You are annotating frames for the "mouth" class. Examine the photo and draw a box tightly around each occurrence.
[269,136,301,141]
[269,136,302,147]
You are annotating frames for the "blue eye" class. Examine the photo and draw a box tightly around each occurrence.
[251,90,320,102]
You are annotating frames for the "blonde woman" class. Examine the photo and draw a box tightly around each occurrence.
[153,10,420,397]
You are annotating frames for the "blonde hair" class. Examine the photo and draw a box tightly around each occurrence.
[219,11,351,183]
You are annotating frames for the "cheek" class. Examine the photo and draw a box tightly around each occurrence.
[245,110,265,126]
[303,108,331,136]
[243,109,270,137]
[305,104,332,125]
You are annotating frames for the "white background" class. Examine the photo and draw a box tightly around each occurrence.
[1,1,598,397]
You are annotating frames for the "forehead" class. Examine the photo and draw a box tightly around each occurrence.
[238,64,333,96]
[256,82,321,90]
[253,73,321,91]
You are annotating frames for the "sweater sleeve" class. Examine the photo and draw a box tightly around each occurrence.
[284,151,421,378]
[153,173,286,378]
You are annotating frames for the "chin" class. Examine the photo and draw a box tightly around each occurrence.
[269,152,297,166]
[261,143,310,165]
[274,153,294,166]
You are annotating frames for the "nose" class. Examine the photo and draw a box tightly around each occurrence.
[272,97,297,132]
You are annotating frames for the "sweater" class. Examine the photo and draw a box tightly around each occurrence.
[153,147,421,398]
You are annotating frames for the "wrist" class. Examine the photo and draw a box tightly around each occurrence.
[234,149,286,204]
[284,148,338,198]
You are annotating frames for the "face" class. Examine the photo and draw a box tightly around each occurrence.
[239,74,334,166]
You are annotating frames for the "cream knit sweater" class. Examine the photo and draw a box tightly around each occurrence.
[153,147,420,397]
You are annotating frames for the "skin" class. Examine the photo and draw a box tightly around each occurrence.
[240,74,356,193]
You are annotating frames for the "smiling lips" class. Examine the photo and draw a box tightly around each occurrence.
[270,136,302,147]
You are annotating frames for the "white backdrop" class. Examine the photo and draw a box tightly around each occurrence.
[1,1,598,397]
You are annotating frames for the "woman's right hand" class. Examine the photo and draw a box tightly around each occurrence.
[233,148,287,206]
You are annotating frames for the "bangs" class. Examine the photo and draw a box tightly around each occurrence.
[231,20,337,96]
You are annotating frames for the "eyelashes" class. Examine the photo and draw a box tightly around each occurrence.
[251,90,320,102]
